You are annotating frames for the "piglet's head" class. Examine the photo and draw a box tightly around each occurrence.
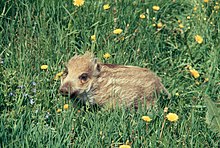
[59,52,100,98]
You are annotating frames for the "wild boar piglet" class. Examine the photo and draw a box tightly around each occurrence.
[59,52,169,109]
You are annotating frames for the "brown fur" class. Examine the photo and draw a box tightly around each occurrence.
[59,52,169,109]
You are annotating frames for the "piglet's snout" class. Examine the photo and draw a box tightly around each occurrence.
[59,81,73,96]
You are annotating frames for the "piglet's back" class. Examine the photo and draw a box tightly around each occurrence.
[93,63,166,108]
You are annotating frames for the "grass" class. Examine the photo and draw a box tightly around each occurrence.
[0,0,219,147]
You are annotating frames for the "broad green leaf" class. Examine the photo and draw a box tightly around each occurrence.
[205,97,220,135]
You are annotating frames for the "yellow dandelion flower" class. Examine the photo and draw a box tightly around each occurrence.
[177,20,181,23]
[179,24,184,29]
[54,71,63,80]
[195,35,203,44]
[64,104,69,110]
[189,69,200,78]
[113,28,123,34]
[152,6,160,11]
[204,78,209,82]
[142,116,152,122]
[103,4,110,10]
[57,109,62,113]
[41,65,48,70]
[204,0,209,3]
[157,22,163,28]
[57,71,64,77]
[91,35,96,41]
[152,23,156,27]
[214,5,219,10]
[187,16,190,20]
[140,14,146,19]
[193,7,197,11]
[103,53,111,59]
[119,145,131,148]
[73,0,84,7]
[166,113,179,122]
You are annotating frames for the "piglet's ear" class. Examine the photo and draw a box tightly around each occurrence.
[92,58,101,76]
[93,58,100,71]
[93,58,98,64]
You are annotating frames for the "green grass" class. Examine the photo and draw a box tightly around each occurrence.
[0,0,219,147]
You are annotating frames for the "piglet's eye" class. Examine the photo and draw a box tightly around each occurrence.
[79,73,89,82]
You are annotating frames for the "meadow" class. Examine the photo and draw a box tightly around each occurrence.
[0,0,219,147]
